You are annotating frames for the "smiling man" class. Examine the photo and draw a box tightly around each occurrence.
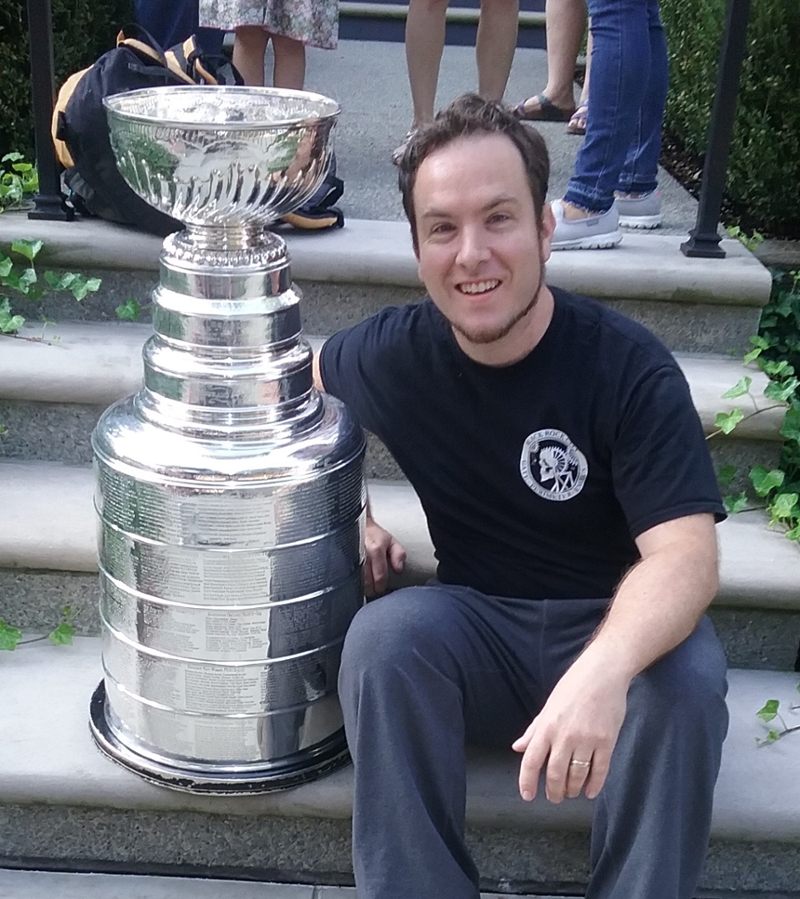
[314,95,729,899]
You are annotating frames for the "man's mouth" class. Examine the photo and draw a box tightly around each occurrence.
[457,279,501,295]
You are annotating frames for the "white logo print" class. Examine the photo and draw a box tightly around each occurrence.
[520,429,588,501]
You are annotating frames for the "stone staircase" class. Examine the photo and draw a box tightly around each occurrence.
[2,206,800,896]
[2,37,800,898]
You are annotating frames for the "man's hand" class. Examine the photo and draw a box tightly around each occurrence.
[364,516,406,597]
[511,652,630,804]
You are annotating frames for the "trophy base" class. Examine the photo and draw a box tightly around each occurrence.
[89,681,352,795]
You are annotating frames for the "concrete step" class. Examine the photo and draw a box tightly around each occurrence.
[1,636,799,894]
[0,214,772,355]
[1,463,799,671]
[0,869,532,899]
[0,320,784,486]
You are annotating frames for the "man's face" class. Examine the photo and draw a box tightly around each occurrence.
[413,133,555,363]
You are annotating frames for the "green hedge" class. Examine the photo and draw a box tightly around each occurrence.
[661,0,800,238]
[0,0,133,160]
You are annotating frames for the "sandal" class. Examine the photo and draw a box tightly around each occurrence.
[566,102,589,135]
[513,92,575,123]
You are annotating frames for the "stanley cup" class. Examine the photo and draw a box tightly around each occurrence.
[88,86,367,793]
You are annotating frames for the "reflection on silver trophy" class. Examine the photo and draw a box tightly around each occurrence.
[88,86,366,793]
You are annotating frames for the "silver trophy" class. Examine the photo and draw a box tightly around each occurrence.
[88,86,366,793]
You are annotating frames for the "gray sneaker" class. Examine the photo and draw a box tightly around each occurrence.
[550,200,622,250]
[615,189,662,229]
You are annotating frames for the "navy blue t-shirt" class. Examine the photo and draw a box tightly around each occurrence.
[320,287,725,600]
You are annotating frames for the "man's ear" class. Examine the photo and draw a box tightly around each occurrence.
[540,202,556,263]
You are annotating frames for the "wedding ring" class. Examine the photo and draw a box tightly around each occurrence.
[569,759,592,768]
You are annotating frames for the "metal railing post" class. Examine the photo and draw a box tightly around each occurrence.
[26,0,73,220]
[681,0,750,258]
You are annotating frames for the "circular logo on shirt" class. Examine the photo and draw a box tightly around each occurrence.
[520,429,588,501]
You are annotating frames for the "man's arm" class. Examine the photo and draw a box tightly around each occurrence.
[512,511,719,804]
[313,349,407,596]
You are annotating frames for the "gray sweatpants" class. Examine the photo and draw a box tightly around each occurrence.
[338,583,729,899]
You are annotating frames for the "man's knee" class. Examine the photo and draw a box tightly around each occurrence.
[339,586,459,687]
[629,617,728,729]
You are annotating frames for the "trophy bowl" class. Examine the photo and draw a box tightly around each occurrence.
[104,86,340,237]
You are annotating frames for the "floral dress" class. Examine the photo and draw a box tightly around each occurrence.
[199,0,338,50]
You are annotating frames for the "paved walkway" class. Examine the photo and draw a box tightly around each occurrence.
[297,39,698,235]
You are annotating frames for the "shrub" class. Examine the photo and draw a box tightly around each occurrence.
[661,0,800,238]
[0,0,133,160]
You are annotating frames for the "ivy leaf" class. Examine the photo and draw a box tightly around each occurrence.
[0,299,25,333]
[786,523,800,542]
[115,298,141,321]
[715,409,744,434]
[765,729,781,744]
[724,492,748,514]
[722,376,752,399]
[0,256,12,278]
[717,464,737,486]
[0,620,22,650]
[44,271,78,291]
[750,466,785,497]
[67,275,102,302]
[48,622,74,646]
[2,152,24,164]
[764,378,799,403]
[768,492,799,523]
[761,359,794,378]
[757,699,780,722]
[780,407,800,443]
[11,238,43,262]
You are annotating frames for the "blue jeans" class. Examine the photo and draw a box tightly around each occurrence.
[564,0,669,214]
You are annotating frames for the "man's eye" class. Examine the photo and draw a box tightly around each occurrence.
[430,222,454,235]
[489,212,510,224]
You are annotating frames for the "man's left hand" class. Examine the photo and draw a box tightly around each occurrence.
[511,653,630,804]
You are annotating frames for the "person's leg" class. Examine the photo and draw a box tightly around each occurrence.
[516,0,586,118]
[586,616,728,899]
[338,584,547,899]
[563,0,654,215]
[232,26,269,86]
[616,0,667,194]
[271,34,306,90]
[404,0,451,127]
[476,0,520,103]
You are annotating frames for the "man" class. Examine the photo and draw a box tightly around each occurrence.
[314,94,729,899]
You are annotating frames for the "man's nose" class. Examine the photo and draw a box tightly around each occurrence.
[455,226,490,269]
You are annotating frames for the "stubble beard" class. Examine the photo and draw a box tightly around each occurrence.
[446,247,546,346]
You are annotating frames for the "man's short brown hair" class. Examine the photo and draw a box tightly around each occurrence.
[397,94,550,253]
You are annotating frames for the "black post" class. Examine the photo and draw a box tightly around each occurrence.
[26,0,73,220]
[681,0,750,258]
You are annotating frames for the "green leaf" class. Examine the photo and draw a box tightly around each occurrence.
[0,256,12,278]
[115,299,141,321]
[48,622,74,646]
[761,359,794,378]
[724,492,748,514]
[44,270,78,291]
[714,409,744,434]
[11,238,43,262]
[0,620,22,650]
[67,275,102,302]
[780,407,800,443]
[750,466,785,497]
[722,376,752,399]
[757,699,780,722]
[0,299,25,332]
[717,464,737,486]
[765,729,781,744]
[786,523,800,542]
[764,378,799,403]
[2,152,24,164]
[769,492,799,523]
